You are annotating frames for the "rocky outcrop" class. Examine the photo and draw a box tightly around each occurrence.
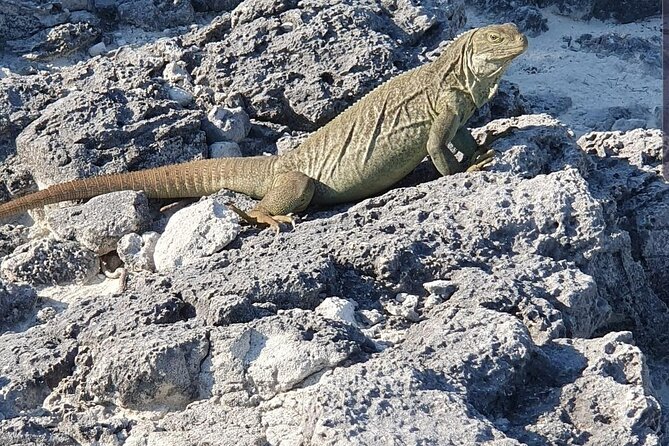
[0,1,665,444]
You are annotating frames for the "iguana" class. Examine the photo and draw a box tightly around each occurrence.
[0,23,527,231]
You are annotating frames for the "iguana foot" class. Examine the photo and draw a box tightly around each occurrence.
[475,125,519,147]
[226,202,296,235]
[466,148,495,172]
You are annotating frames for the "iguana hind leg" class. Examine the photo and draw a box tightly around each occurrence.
[228,170,315,234]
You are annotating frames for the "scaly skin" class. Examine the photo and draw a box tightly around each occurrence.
[0,24,527,230]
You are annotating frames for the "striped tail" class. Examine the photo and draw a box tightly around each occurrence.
[0,157,278,219]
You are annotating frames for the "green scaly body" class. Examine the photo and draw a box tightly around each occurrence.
[0,24,528,228]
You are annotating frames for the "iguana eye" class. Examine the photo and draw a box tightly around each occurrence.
[488,33,502,42]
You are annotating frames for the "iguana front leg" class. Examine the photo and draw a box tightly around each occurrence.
[427,110,492,174]
[450,127,495,172]
[453,125,523,171]
[427,109,464,176]
[229,170,315,234]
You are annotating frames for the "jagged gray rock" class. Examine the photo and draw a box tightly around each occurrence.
[0,238,99,285]
[570,33,661,75]
[46,191,151,255]
[0,3,665,445]
[11,22,101,61]
[0,280,37,333]
[472,0,660,23]
[578,128,663,171]
[192,0,465,129]
[583,104,653,132]
[0,1,45,43]
[16,89,207,187]
[0,224,30,257]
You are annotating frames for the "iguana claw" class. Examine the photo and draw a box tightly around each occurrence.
[226,202,296,234]
[466,148,495,172]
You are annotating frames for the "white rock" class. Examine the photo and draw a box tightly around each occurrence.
[153,199,240,271]
[243,321,354,399]
[423,294,443,310]
[209,141,242,158]
[204,106,251,143]
[422,280,457,298]
[359,309,385,326]
[382,293,420,322]
[162,61,192,84]
[117,232,160,272]
[167,86,194,106]
[88,42,107,57]
[36,307,57,323]
[315,297,358,325]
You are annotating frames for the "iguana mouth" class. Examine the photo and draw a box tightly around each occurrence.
[497,36,529,59]
[516,34,529,53]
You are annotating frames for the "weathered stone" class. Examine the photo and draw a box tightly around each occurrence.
[117,0,195,30]
[0,279,37,333]
[0,238,99,285]
[209,141,242,158]
[154,198,240,271]
[19,22,101,61]
[203,106,252,143]
[117,231,160,272]
[46,191,151,255]
[0,224,30,257]
[16,89,206,187]
[315,296,358,325]
[507,332,660,444]
[81,323,209,410]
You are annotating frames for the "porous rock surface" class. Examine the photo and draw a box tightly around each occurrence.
[153,197,241,271]
[46,191,151,255]
[0,1,666,445]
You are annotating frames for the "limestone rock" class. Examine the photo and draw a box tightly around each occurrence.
[117,231,160,272]
[0,238,99,285]
[154,198,240,271]
[47,191,151,256]
[0,280,37,333]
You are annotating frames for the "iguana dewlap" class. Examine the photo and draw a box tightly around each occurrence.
[0,23,527,230]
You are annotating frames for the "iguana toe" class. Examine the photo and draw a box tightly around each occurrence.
[271,214,297,230]
[226,202,296,233]
[466,149,495,172]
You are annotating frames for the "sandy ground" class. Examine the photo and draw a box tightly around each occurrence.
[467,10,662,136]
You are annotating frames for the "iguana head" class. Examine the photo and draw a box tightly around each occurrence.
[462,23,528,106]
[469,23,528,76]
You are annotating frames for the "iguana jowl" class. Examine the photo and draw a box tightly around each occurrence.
[0,23,528,230]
